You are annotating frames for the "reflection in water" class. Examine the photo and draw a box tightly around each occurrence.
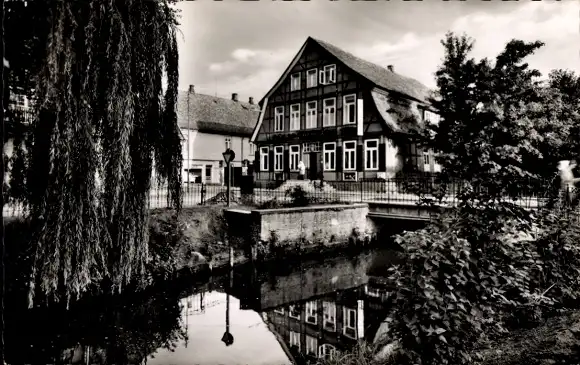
[5,248,399,365]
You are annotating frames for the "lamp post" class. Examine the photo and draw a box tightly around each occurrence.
[222,148,235,207]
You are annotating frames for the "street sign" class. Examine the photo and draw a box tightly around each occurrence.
[222,148,236,165]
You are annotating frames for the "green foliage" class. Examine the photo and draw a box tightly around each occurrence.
[427,32,580,189]
[4,0,183,307]
[286,185,310,207]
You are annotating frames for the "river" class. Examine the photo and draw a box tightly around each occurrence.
[5,247,403,365]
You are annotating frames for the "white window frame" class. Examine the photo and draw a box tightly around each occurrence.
[343,140,357,171]
[290,73,301,92]
[323,98,336,127]
[323,142,336,171]
[289,331,301,350]
[343,94,357,125]
[274,146,284,172]
[319,64,336,85]
[306,335,318,357]
[289,145,300,171]
[260,147,269,171]
[305,301,317,325]
[290,104,300,131]
[318,343,338,361]
[364,139,379,171]
[424,109,440,126]
[306,101,317,129]
[306,68,318,88]
[343,307,357,339]
[289,304,301,320]
[322,301,336,332]
[274,106,284,132]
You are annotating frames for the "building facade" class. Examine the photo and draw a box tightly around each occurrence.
[178,86,260,185]
[251,37,441,183]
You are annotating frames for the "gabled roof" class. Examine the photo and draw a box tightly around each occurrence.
[259,37,432,104]
[313,38,433,103]
[177,92,261,136]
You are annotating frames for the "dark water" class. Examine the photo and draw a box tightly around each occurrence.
[5,247,403,365]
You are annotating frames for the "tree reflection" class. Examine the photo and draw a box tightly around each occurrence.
[6,288,187,365]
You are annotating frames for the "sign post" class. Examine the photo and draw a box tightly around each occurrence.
[222,148,236,207]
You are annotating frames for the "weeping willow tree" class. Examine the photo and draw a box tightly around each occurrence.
[11,0,183,307]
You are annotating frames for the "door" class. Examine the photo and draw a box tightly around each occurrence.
[309,152,319,180]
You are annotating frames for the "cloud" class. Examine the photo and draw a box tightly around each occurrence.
[184,0,579,101]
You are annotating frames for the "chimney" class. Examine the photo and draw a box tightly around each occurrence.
[249,97,254,104]
[232,93,239,102]
[387,65,394,73]
[188,85,195,94]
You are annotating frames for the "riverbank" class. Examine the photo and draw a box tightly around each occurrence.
[5,205,381,305]
[149,205,379,277]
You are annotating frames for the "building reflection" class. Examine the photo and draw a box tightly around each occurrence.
[262,278,394,364]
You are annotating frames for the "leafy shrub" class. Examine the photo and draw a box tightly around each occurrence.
[285,185,311,207]
[375,199,580,365]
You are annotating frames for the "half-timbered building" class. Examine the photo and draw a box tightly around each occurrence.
[250,37,441,183]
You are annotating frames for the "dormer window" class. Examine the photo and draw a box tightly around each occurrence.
[290,73,301,91]
[319,64,336,85]
[424,109,440,126]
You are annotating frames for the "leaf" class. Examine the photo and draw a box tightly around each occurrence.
[435,327,447,335]
[439,334,448,344]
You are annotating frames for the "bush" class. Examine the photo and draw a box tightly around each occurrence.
[286,185,310,207]
[375,202,580,365]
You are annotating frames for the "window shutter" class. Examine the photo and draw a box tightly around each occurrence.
[319,70,324,85]
[378,143,386,172]
[254,150,260,172]
[284,148,290,172]
[356,144,364,172]
[269,148,275,172]
[336,145,343,173]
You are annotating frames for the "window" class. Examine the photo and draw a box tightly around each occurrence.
[343,141,356,171]
[289,304,301,319]
[323,143,336,171]
[423,150,430,166]
[424,110,440,126]
[364,139,379,171]
[274,106,284,132]
[260,147,269,171]
[319,64,336,85]
[343,307,357,339]
[225,137,231,149]
[318,344,338,361]
[323,98,336,127]
[322,301,336,332]
[306,101,317,129]
[290,331,300,350]
[306,335,318,357]
[274,146,284,172]
[290,73,301,91]
[289,145,300,171]
[343,94,356,124]
[290,104,300,131]
[303,142,320,153]
[205,165,212,182]
[305,301,317,325]
[307,69,318,88]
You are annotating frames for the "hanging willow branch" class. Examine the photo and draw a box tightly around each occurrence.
[22,0,182,307]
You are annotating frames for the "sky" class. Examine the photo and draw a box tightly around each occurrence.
[173,0,580,103]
